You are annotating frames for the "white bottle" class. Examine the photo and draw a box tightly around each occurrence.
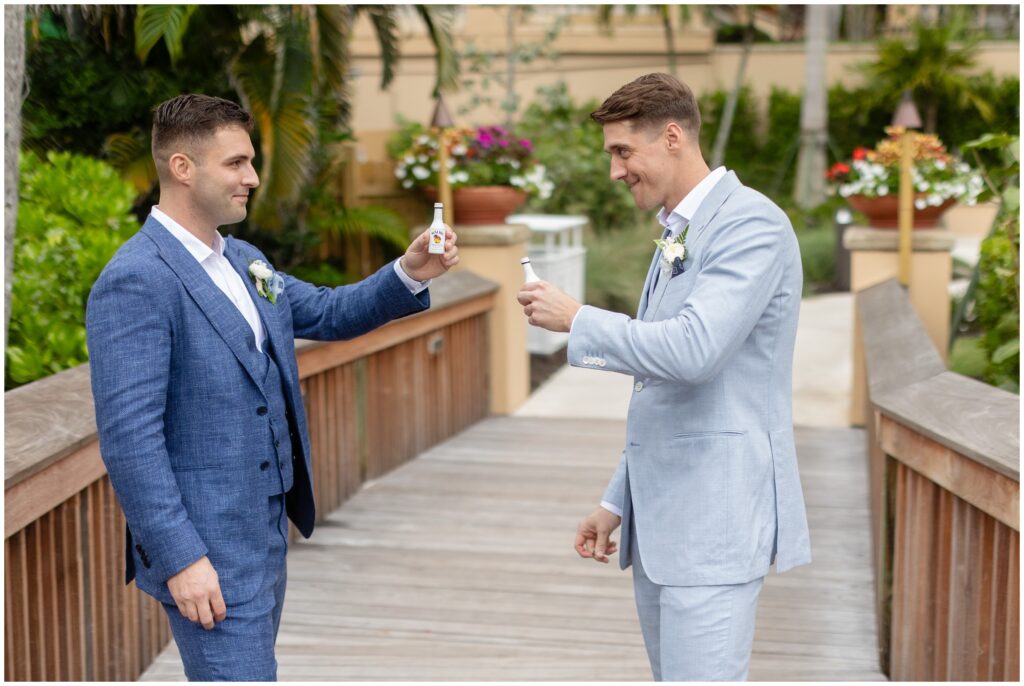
[520,257,540,283]
[428,203,446,255]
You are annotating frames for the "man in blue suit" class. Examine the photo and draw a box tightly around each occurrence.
[518,73,811,680]
[86,94,459,680]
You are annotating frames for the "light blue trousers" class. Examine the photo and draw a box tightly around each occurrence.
[631,524,764,681]
[163,494,290,681]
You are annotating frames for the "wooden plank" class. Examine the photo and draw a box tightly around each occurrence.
[880,414,1019,529]
[142,418,885,682]
[5,441,106,538]
[296,294,495,380]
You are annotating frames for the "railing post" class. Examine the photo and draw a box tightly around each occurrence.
[845,227,954,426]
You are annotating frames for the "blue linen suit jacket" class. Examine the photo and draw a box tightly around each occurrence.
[86,216,428,606]
[569,171,812,587]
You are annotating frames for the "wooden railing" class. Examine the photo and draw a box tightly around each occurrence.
[858,279,1019,681]
[4,270,497,681]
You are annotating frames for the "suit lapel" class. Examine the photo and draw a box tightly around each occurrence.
[637,241,662,319]
[140,219,265,390]
[644,172,744,320]
[223,237,295,389]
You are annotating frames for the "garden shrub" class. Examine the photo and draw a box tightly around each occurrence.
[6,151,139,388]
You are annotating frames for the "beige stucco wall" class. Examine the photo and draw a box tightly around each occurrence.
[347,7,1019,157]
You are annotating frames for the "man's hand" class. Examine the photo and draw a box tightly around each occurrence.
[575,507,622,564]
[166,556,226,630]
[400,225,459,281]
[517,281,582,333]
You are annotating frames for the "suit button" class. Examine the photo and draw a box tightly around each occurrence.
[260,461,270,471]
[598,359,606,367]
[135,543,143,553]
[274,439,280,448]
[257,406,268,416]
[634,382,644,393]
[142,559,151,569]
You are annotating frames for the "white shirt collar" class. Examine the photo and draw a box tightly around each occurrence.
[151,206,225,261]
[657,166,728,231]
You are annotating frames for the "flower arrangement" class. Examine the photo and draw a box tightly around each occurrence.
[391,124,554,200]
[827,127,984,210]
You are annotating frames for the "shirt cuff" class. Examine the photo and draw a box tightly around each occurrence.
[394,259,430,295]
[600,500,623,518]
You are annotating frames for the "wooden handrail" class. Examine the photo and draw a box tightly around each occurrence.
[4,270,497,527]
[858,278,1019,681]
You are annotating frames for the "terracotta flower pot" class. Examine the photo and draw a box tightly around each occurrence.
[426,185,528,225]
[846,194,956,229]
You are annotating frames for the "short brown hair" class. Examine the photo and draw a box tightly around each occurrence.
[151,94,254,165]
[590,73,701,137]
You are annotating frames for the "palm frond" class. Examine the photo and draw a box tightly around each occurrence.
[103,132,157,195]
[363,6,401,90]
[413,5,460,96]
[320,205,409,250]
[135,4,198,65]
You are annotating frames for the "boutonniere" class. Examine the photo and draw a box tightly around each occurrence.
[248,259,284,304]
[654,226,689,277]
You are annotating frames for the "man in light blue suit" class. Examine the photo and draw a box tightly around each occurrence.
[518,73,811,680]
[86,94,459,680]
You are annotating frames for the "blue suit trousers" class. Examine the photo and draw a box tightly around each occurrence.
[163,494,290,681]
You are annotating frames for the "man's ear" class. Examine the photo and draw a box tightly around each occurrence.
[664,121,685,152]
[168,152,194,185]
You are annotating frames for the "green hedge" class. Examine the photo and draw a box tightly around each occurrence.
[6,151,139,388]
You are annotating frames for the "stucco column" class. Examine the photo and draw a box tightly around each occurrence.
[419,223,531,414]
[845,226,955,426]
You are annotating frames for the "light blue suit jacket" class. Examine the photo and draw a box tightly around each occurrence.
[86,216,428,605]
[569,171,811,586]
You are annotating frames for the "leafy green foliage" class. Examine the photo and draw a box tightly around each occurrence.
[7,152,139,388]
[950,133,1019,393]
[517,82,644,233]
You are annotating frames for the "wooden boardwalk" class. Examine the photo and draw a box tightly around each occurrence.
[141,416,886,681]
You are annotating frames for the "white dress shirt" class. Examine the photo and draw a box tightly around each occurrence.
[595,166,729,519]
[152,207,429,355]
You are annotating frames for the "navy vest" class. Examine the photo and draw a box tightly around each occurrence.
[252,337,295,495]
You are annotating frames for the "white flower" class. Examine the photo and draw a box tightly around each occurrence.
[452,144,467,156]
[878,186,889,196]
[914,198,927,210]
[663,242,686,262]
[394,165,406,179]
[402,179,413,189]
[417,135,430,145]
[430,161,440,171]
[417,155,428,164]
[412,166,430,180]
[404,155,415,165]
[249,260,273,281]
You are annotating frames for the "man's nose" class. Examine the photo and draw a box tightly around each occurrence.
[609,158,626,182]
[244,164,260,188]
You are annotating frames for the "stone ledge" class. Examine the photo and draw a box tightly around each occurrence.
[412,223,531,247]
[843,226,956,252]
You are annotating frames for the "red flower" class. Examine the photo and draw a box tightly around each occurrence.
[826,162,851,181]
[852,147,868,161]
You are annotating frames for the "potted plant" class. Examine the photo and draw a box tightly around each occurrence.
[389,123,553,224]
[827,127,984,229]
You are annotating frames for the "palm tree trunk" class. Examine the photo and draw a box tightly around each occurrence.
[660,6,677,77]
[710,8,754,169]
[5,4,25,346]
[794,4,829,209]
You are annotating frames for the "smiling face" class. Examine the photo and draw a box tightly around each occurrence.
[602,120,680,212]
[187,125,259,228]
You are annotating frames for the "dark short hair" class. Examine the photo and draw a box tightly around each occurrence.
[590,73,701,138]
[151,94,254,164]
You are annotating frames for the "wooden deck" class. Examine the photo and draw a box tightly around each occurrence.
[141,416,886,681]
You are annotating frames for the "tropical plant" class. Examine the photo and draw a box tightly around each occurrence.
[6,152,139,388]
[949,132,1019,392]
[854,20,993,134]
[826,128,985,207]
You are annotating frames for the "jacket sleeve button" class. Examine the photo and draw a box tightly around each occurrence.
[257,406,268,416]
[260,461,270,471]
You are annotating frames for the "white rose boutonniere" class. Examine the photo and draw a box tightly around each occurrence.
[248,259,284,304]
[654,226,689,277]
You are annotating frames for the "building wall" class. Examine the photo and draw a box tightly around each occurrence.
[347,7,1019,162]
